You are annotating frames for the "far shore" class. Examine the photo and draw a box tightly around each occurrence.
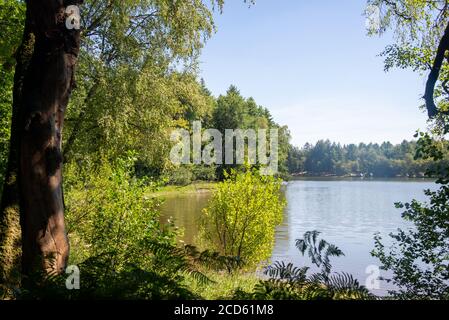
[150,182,218,197]
[150,175,436,197]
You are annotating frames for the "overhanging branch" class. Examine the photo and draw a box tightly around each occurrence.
[424,20,449,118]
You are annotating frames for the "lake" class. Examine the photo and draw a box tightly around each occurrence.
[159,178,437,296]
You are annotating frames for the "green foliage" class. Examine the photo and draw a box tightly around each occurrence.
[62,0,227,177]
[18,254,199,300]
[241,271,373,300]
[80,0,223,65]
[365,1,449,300]
[11,158,243,299]
[296,231,344,277]
[200,167,285,267]
[62,158,198,298]
[213,86,247,132]
[0,0,303,300]
[212,86,291,178]
[372,133,449,299]
[0,0,25,66]
[288,139,446,177]
[192,165,217,181]
[18,0,291,183]
[0,65,12,191]
[65,59,215,174]
[234,231,373,300]
[287,145,304,173]
[64,157,172,268]
[166,166,194,186]
[0,0,25,190]
[183,270,259,300]
[165,165,217,186]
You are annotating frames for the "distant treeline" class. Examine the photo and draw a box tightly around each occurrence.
[287,140,448,178]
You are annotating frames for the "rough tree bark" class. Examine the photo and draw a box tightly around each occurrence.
[20,0,83,275]
[1,0,83,278]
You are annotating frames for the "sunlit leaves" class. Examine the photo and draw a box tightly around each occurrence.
[200,167,285,267]
[0,0,25,189]
[80,0,224,66]
[0,0,25,66]
[64,0,225,175]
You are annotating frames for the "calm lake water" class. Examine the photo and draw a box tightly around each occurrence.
[159,178,437,296]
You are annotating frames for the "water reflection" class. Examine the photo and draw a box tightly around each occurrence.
[159,192,211,244]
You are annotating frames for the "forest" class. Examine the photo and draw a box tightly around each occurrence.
[287,139,449,177]
[0,0,449,304]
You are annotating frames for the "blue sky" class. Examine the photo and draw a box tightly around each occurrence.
[199,0,428,147]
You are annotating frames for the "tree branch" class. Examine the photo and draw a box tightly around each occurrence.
[424,20,449,118]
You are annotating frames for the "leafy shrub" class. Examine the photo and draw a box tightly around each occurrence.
[166,166,193,186]
[192,165,216,181]
[200,167,285,268]
[64,158,173,269]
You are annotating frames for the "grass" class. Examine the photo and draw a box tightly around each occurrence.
[183,269,260,300]
[150,181,217,197]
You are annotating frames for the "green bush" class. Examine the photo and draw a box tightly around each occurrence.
[200,167,285,268]
[60,159,200,298]
[192,165,216,181]
[166,166,193,186]
[64,158,174,268]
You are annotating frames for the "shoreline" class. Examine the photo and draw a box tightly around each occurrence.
[150,181,217,197]
[151,176,436,197]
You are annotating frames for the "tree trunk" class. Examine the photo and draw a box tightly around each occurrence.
[6,0,82,276]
